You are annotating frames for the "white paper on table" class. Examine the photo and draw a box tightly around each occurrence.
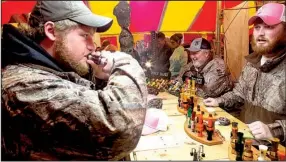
[162,99,178,104]
[216,158,230,161]
[205,107,216,113]
[134,135,183,152]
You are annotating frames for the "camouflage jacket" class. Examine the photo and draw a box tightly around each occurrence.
[176,58,233,98]
[1,24,148,160]
[217,51,286,143]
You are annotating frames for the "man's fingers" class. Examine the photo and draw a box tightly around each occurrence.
[249,124,261,131]
[204,100,210,103]
[203,98,217,107]
[247,121,272,140]
[203,98,212,103]
[248,121,261,128]
[251,129,262,136]
[86,59,95,65]
[90,51,102,57]
[254,133,265,140]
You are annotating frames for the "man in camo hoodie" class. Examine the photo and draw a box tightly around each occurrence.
[1,1,147,160]
[174,37,233,98]
[204,3,286,146]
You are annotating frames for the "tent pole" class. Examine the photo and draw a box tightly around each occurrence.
[215,1,222,57]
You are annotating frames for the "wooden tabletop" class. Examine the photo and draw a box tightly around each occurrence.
[130,92,285,161]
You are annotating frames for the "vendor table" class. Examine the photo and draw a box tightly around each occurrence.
[130,92,285,161]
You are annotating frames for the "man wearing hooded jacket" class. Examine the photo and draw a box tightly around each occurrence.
[204,3,286,146]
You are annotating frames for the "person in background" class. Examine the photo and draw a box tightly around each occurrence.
[135,40,149,67]
[175,38,233,98]
[150,32,173,77]
[174,33,183,43]
[2,1,147,160]
[183,43,192,63]
[168,33,188,79]
[204,3,286,145]
[135,40,147,56]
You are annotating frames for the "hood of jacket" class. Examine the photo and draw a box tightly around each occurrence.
[1,24,63,72]
[245,47,286,73]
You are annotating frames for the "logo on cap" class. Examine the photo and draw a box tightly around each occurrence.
[194,41,199,46]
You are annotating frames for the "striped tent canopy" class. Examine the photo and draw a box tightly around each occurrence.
[89,1,251,35]
[2,1,255,35]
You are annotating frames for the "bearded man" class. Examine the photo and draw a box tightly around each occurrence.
[1,1,147,160]
[175,37,233,98]
[204,3,286,146]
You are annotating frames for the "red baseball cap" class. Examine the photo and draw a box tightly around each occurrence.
[248,3,285,26]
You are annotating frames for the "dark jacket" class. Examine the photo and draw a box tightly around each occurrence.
[150,44,173,73]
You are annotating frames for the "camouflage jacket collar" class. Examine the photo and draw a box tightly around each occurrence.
[245,48,286,73]
[22,63,109,90]
[197,56,214,73]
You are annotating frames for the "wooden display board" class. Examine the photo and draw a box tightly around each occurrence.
[177,105,186,114]
[184,120,223,146]
[131,92,285,161]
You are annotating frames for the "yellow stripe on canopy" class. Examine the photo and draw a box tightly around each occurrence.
[248,1,257,19]
[246,1,257,29]
[89,1,123,35]
[159,1,205,32]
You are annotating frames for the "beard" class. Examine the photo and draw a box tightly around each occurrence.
[251,30,286,56]
[193,60,206,69]
[54,37,89,77]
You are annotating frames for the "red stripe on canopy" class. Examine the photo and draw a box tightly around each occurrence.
[222,1,244,9]
[1,1,89,25]
[188,1,217,32]
[2,1,36,24]
[189,1,244,32]
[100,36,118,47]
[129,1,166,32]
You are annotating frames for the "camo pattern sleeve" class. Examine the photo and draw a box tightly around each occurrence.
[2,52,148,160]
